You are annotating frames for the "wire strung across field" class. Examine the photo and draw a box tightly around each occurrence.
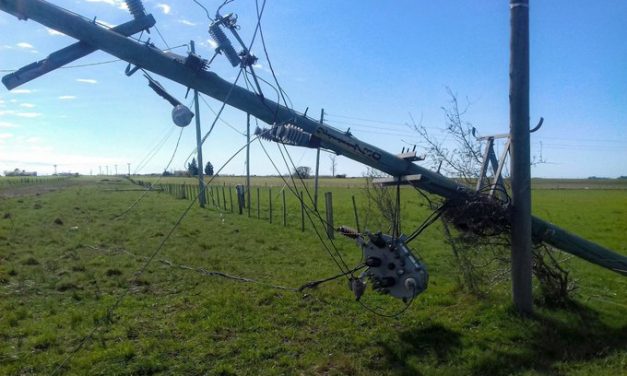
[51,131,263,376]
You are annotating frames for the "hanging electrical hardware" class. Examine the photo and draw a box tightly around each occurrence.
[255,123,318,148]
[143,73,194,127]
[208,11,264,97]
[339,228,429,302]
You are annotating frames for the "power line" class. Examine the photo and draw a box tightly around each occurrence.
[51,134,257,376]
[198,93,246,136]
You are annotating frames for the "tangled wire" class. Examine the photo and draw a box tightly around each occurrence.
[441,190,511,238]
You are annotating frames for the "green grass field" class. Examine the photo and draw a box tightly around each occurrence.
[0,176,625,375]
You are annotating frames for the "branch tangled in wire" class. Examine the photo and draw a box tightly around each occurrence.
[441,190,511,238]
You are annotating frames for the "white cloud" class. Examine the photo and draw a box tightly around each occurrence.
[0,121,17,128]
[20,103,36,108]
[156,3,171,15]
[208,39,218,49]
[85,0,124,7]
[81,0,129,14]
[16,42,34,49]
[76,78,98,84]
[11,89,32,94]
[47,28,65,36]
[0,133,13,139]
[0,110,15,116]
[178,19,196,26]
[28,145,54,153]
[16,112,42,118]
[25,136,43,144]
[58,96,76,100]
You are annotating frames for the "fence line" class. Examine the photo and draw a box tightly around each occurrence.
[130,179,356,235]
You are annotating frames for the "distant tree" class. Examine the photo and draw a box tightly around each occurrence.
[292,166,312,179]
[329,154,338,176]
[204,161,214,176]
[187,158,199,176]
[162,170,173,176]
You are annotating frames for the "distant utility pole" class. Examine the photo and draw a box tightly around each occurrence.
[114,164,118,175]
[106,165,109,175]
[191,40,206,208]
[99,165,102,175]
[509,0,533,314]
[127,162,131,176]
[53,164,57,175]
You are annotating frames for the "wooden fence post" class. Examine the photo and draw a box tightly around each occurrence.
[300,191,305,232]
[268,187,272,223]
[282,189,287,227]
[222,184,227,210]
[257,187,261,218]
[229,185,234,213]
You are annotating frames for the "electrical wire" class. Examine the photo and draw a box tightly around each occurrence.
[255,0,292,111]
[256,138,351,276]
[51,132,257,376]
[357,285,417,318]
[275,143,351,272]
[193,0,214,21]
[183,0,267,167]
[182,66,245,167]
[198,93,246,136]
[133,125,177,174]
[153,25,171,50]
[113,126,185,219]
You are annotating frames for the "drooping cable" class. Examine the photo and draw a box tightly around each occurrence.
[51,134,258,376]
[193,0,214,21]
[183,0,268,166]
[114,126,185,219]
[256,138,351,276]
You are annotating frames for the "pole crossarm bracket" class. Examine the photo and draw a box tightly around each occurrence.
[373,174,423,187]
[396,151,425,162]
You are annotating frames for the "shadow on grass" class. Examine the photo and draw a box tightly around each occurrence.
[376,323,462,376]
[377,301,627,375]
[469,301,627,375]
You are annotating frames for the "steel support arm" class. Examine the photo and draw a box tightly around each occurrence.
[2,14,155,89]
[1,0,625,275]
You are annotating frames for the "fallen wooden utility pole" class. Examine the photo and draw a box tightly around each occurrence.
[1,0,626,277]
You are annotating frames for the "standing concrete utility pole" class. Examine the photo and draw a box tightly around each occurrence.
[313,108,324,210]
[509,0,533,314]
[191,40,206,208]
[246,113,251,216]
[53,164,57,175]
[127,162,131,176]
[115,164,118,175]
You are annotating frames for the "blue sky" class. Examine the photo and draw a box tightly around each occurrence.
[0,0,625,178]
